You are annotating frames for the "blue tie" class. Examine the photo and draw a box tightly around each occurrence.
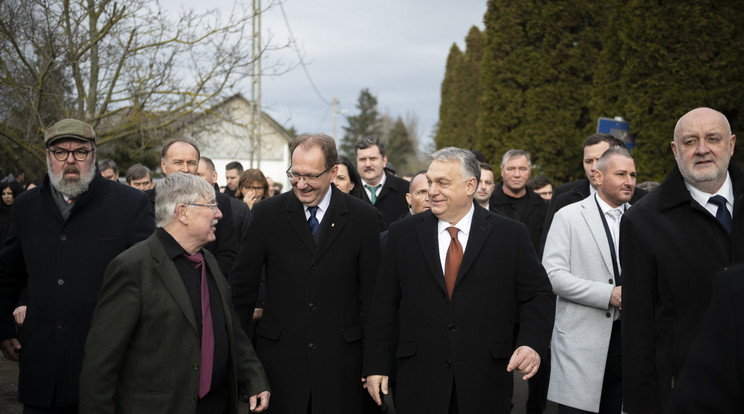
[307,206,319,235]
[709,195,732,234]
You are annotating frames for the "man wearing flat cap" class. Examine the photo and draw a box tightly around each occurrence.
[0,118,155,413]
[80,173,270,413]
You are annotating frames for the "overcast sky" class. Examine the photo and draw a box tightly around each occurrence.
[163,0,487,147]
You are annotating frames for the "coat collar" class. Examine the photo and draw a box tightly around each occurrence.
[657,163,744,213]
[285,186,349,258]
[578,195,616,276]
[416,202,493,297]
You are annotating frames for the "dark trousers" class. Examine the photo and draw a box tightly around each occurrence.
[527,350,551,414]
[23,405,77,414]
[448,382,459,414]
[557,320,623,414]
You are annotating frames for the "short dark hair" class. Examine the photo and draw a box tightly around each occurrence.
[527,176,552,190]
[125,164,152,184]
[290,133,338,170]
[161,138,200,160]
[408,169,428,193]
[583,133,625,149]
[355,136,386,157]
[479,162,493,172]
[200,156,216,174]
[236,169,270,201]
[226,161,244,174]
[98,159,118,173]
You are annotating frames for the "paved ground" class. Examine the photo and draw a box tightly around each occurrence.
[0,358,556,414]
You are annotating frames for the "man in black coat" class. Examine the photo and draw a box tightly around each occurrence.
[355,136,410,228]
[621,107,744,413]
[541,133,647,253]
[147,139,238,278]
[489,149,547,250]
[229,133,381,414]
[0,119,155,413]
[364,147,554,414]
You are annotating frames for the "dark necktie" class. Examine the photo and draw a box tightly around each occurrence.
[365,184,381,204]
[183,252,213,398]
[444,227,463,300]
[307,206,319,235]
[709,195,732,234]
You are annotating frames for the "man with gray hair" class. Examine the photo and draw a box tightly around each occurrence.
[0,118,154,413]
[364,147,554,413]
[489,149,548,250]
[80,173,270,413]
[621,107,744,413]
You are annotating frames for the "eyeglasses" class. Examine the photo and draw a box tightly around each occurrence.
[48,148,93,161]
[286,166,330,183]
[187,202,218,212]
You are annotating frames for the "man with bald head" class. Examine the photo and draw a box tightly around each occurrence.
[621,107,744,413]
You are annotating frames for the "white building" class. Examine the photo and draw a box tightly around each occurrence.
[182,93,294,192]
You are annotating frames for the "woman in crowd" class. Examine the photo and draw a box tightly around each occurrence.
[0,181,20,243]
[236,168,270,210]
[334,156,365,199]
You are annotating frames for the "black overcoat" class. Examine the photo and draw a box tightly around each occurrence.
[229,186,381,414]
[363,203,554,413]
[620,164,744,413]
[0,173,154,406]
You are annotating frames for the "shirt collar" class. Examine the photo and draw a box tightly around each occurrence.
[437,203,475,236]
[684,171,733,206]
[595,193,629,215]
[305,184,333,214]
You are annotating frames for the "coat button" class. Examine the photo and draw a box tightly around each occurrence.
[308,342,316,350]
[56,322,63,329]
[444,360,452,368]
[311,263,317,270]
[448,324,456,332]
[193,364,199,371]
[57,279,64,285]
[608,279,613,284]
[605,312,612,318]
[60,234,67,241]
[308,302,317,310]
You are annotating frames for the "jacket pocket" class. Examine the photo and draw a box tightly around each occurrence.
[396,341,417,358]
[342,323,363,343]
[490,341,513,359]
[255,321,281,341]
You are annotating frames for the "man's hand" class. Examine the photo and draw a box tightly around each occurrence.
[363,375,389,406]
[252,308,263,321]
[13,306,27,325]
[249,390,270,412]
[609,286,622,309]
[0,338,21,362]
[507,345,540,380]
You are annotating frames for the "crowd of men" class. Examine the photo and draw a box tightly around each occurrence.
[0,106,740,414]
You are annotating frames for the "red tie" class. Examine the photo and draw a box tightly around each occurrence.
[183,252,213,398]
[444,227,462,299]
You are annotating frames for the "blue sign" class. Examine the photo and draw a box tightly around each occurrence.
[597,117,634,150]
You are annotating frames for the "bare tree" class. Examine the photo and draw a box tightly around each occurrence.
[0,0,278,174]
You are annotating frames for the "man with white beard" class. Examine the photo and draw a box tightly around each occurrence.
[0,119,154,413]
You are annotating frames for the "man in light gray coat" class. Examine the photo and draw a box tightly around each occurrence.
[542,146,636,413]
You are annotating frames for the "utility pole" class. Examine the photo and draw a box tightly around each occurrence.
[250,0,262,168]
[332,97,338,139]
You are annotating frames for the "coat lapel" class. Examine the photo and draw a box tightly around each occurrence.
[286,191,317,253]
[417,212,446,294]
[456,204,492,287]
[580,197,615,277]
[150,235,198,332]
[314,187,347,260]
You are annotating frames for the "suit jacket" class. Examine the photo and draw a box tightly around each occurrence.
[0,173,154,407]
[542,195,620,412]
[363,203,555,414]
[360,172,410,228]
[666,264,744,413]
[489,184,548,250]
[541,178,647,253]
[79,232,269,414]
[229,186,381,414]
[146,188,238,277]
[621,163,744,413]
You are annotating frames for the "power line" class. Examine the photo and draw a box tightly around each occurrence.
[278,0,332,106]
